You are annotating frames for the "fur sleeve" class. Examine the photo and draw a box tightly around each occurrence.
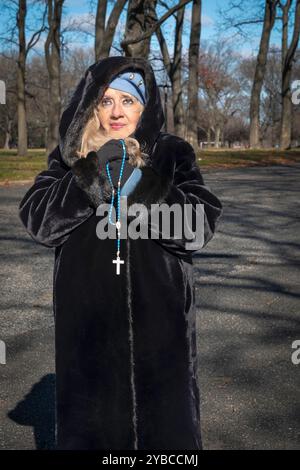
[18,146,95,248]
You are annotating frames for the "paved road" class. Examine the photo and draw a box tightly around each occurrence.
[0,163,299,449]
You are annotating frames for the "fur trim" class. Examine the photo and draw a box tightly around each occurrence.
[71,152,112,208]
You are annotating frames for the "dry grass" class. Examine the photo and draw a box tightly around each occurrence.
[197,148,300,169]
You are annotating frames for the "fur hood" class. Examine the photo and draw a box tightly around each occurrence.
[58,56,165,168]
[57,55,177,210]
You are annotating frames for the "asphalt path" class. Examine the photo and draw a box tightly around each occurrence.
[0,163,299,449]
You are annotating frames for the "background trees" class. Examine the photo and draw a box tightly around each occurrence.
[0,0,299,153]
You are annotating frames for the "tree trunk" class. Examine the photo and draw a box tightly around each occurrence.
[207,127,211,146]
[215,125,221,148]
[186,0,201,149]
[171,6,185,137]
[156,5,186,137]
[95,0,127,60]
[4,119,13,149]
[249,0,278,148]
[45,0,64,155]
[280,0,300,149]
[123,0,157,58]
[17,0,27,156]
[95,0,107,60]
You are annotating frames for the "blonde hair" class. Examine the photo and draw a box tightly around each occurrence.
[76,97,144,159]
[76,104,108,158]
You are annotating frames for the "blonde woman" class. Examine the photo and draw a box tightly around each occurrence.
[19,56,223,450]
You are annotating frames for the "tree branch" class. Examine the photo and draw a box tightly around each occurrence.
[121,0,191,47]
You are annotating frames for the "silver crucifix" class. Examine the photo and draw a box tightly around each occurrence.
[112,256,124,275]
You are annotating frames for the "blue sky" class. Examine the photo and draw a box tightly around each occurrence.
[0,0,289,59]
[61,0,285,58]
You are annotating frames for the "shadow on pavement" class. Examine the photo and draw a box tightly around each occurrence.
[7,374,56,449]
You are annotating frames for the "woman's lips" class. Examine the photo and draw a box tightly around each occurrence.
[110,123,126,129]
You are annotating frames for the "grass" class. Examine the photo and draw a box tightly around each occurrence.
[0,149,47,183]
[0,147,300,184]
[196,148,300,169]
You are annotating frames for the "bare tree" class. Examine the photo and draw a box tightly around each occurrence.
[279,0,300,149]
[198,42,243,148]
[260,48,282,146]
[155,2,186,137]
[249,0,279,147]
[218,0,280,148]
[185,0,201,148]
[17,0,47,155]
[45,0,64,155]
[17,0,28,155]
[0,1,47,155]
[95,0,127,60]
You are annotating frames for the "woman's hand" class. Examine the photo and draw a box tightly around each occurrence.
[95,139,124,170]
[71,139,135,207]
[95,139,134,189]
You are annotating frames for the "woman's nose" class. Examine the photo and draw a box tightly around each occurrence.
[111,102,124,117]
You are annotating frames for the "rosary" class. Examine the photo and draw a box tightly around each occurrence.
[105,139,127,275]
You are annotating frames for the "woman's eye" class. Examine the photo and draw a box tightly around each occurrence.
[101,98,134,106]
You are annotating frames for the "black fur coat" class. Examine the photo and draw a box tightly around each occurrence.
[18,56,223,450]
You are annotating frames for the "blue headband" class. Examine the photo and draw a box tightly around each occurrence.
[108,71,147,105]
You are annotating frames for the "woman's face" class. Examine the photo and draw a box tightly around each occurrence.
[97,87,144,139]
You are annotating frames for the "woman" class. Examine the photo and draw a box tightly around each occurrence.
[18,56,223,450]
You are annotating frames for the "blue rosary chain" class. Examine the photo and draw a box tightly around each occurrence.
[105,139,127,254]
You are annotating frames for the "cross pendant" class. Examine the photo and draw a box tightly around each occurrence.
[112,256,124,275]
